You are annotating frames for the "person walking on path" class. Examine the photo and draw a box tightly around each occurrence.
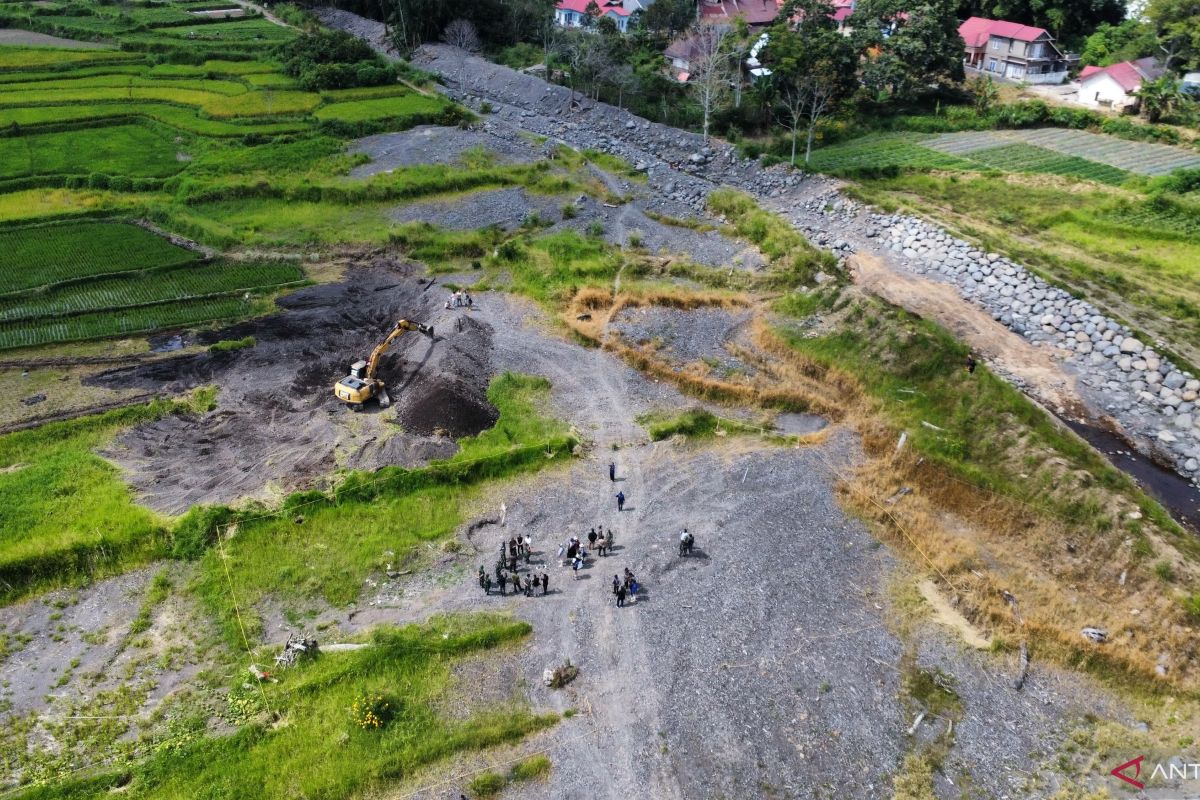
[572,556,582,579]
[542,572,550,595]
[616,491,625,512]
[605,528,614,553]
[497,569,507,595]
[523,534,532,563]
[510,572,521,595]
[588,529,598,549]
[616,584,627,607]
[609,462,616,482]
[612,575,620,596]
[482,573,492,595]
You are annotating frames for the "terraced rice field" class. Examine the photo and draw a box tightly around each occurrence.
[925,128,1200,176]
[0,222,303,348]
[0,222,199,292]
[0,124,183,180]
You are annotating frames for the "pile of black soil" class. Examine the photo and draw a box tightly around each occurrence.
[87,265,498,514]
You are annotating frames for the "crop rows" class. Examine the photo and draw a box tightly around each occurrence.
[0,102,308,136]
[0,295,258,349]
[0,260,303,322]
[0,222,199,293]
[1101,204,1200,237]
[964,143,1130,186]
[807,134,977,173]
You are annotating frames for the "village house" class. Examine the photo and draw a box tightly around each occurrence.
[554,0,634,32]
[1078,57,1164,110]
[698,0,782,27]
[959,16,1077,84]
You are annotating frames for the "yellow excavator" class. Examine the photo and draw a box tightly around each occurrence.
[334,319,433,410]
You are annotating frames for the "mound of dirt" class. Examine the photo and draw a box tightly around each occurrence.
[88,266,498,513]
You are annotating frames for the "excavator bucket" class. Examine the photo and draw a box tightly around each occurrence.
[377,387,392,408]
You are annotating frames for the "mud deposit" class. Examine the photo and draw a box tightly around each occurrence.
[349,125,542,176]
[88,263,498,514]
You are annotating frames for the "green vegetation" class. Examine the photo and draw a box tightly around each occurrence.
[807,133,1132,186]
[707,189,837,285]
[0,125,183,181]
[17,615,556,800]
[0,390,214,604]
[208,335,256,354]
[469,754,552,796]
[0,222,303,348]
[639,408,759,441]
[0,222,198,293]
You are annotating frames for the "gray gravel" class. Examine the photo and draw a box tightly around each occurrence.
[611,304,754,377]
[389,186,565,231]
[348,125,541,177]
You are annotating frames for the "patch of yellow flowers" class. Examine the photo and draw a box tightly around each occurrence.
[351,692,390,730]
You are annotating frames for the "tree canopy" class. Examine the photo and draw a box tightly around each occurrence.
[852,0,965,102]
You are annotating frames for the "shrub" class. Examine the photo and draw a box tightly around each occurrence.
[1154,560,1176,582]
[510,754,551,781]
[561,203,577,220]
[171,504,237,560]
[350,692,394,731]
[1185,591,1200,621]
[480,101,493,114]
[86,172,110,189]
[586,221,604,237]
[468,772,506,797]
[209,335,256,354]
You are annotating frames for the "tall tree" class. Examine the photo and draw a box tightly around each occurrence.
[1135,73,1184,121]
[643,0,696,36]
[687,25,734,141]
[1146,0,1200,70]
[852,0,964,102]
[764,0,857,165]
[1078,19,1157,66]
[442,18,481,87]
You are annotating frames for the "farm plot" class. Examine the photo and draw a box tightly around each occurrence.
[0,45,136,70]
[0,294,268,348]
[0,28,110,47]
[0,222,199,292]
[0,101,308,136]
[806,133,977,174]
[0,260,304,322]
[0,123,183,180]
[313,93,461,124]
[925,128,1200,176]
[963,143,1130,186]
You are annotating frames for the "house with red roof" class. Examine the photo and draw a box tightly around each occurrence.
[959,16,1077,84]
[1078,57,1164,110]
[555,0,632,32]
[699,0,782,27]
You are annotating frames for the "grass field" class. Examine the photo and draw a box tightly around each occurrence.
[0,393,212,603]
[0,124,183,180]
[13,615,556,800]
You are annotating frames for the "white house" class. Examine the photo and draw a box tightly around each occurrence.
[555,0,632,31]
[1078,57,1164,110]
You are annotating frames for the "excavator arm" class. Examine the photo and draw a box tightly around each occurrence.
[364,319,434,380]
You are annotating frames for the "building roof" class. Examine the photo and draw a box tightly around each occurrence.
[958,16,1050,48]
[700,0,782,25]
[1079,57,1165,93]
[557,0,630,17]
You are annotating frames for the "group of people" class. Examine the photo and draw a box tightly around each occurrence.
[480,535,547,597]
[613,568,639,607]
[679,528,695,556]
[444,289,474,310]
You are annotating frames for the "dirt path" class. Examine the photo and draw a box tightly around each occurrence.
[849,252,1084,415]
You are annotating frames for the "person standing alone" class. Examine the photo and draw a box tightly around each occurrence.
[609,461,616,482]
[616,491,625,512]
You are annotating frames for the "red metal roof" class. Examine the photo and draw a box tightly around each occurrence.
[1079,57,1165,93]
[557,0,630,17]
[958,16,1049,48]
[700,0,782,25]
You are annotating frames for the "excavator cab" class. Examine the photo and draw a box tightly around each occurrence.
[334,320,433,411]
